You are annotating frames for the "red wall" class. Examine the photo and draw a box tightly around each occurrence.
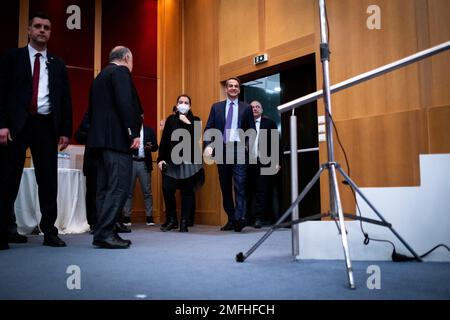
[30,0,95,140]
[28,0,158,137]
[101,0,158,130]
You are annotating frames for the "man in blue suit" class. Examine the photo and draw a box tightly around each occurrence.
[204,77,255,232]
[0,12,72,250]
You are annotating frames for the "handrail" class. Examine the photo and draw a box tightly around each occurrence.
[277,40,450,113]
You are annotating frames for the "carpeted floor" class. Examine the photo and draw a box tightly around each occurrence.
[1,224,449,300]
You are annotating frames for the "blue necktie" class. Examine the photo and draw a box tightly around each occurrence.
[224,102,234,143]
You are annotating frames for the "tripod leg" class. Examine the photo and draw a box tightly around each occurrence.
[330,164,356,289]
[236,165,325,262]
[336,166,422,262]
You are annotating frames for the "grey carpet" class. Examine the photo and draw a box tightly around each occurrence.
[1,224,449,300]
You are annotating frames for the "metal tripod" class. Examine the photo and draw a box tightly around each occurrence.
[236,0,423,289]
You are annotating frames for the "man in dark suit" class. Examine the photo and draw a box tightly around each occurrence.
[122,118,158,226]
[204,77,255,232]
[247,100,280,228]
[86,46,141,249]
[0,12,72,250]
[75,111,132,234]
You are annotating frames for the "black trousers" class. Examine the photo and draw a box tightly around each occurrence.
[246,163,272,222]
[162,174,195,223]
[0,114,58,238]
[83,148,99,227]
[93,149,132,241]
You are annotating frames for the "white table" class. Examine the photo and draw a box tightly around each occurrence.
[15,168,90,235]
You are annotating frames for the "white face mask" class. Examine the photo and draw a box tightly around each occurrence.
[177,103,190,114]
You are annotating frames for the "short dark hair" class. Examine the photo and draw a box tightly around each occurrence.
[29,12,51,26]
[177,94,191,105]
[225,77,241,87]
[108,47,131,62]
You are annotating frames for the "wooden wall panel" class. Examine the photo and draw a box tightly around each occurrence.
[159,0,183,118]
[320,110,428,213]
[168,0,450,221]
[428,105,450,154]
[155,0,184,222]
[428,0,450,108]
[325,0,421,120]
[184,0,225,225]
[218,0,260,65]
[265,0,314,49]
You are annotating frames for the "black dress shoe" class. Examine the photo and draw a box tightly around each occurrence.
[234,220,246,232]
[115,222,131,233]
[160,220,178,232]
[179,220,189,232]
[253,219,263,229]
[8,232,28,243]
[115,234,132,245]
[220,221,236,231]
[43,234,66,247]
[93,236,130,249]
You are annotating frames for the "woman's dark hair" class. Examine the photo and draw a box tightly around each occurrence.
[176,94,191,105]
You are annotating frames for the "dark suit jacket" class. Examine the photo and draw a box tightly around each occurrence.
[204,100,255,148]
[259,116,278,159]
[132,126,158,172]
[86,63,142,153]
[0,46,72,138]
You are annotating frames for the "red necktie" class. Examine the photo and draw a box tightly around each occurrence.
[30,53,41,115]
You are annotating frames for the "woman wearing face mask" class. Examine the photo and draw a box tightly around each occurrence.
[157,94,204,232]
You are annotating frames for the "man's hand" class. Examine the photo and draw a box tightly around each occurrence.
[58,136,69,151]
[130,137,140,149]
[203,146,214,165]
[204,146,213,157]
[158,160,167,171]
[0,128,12,146]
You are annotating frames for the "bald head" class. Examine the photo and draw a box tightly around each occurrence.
[109,46,133,72]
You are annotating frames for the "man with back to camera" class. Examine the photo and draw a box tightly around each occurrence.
[86,46,142,249]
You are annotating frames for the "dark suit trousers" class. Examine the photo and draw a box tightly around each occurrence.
[247,162,271,222]
[0,114,58,237]
[217,163,247,221]
[85,172,97,227]
[162,174,195,223]
[93,149,132,241]
[83,148,99,227]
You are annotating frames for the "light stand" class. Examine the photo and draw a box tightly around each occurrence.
[236,0,422,289]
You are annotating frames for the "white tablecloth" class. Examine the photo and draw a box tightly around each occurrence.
[15,168,90,234]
